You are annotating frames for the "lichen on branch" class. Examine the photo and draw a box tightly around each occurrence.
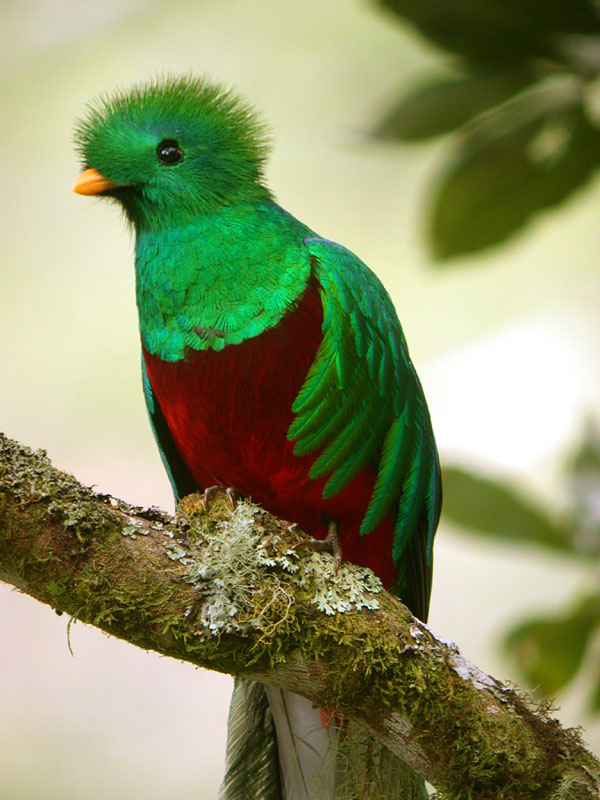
[0,432,599,800]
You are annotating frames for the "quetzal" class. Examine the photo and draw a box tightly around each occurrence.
[73,76,441,800]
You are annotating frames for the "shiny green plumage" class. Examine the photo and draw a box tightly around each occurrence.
[292,238,439,568]
[75,75,441,800]
[75,75,271,229]
[133,205,313,360]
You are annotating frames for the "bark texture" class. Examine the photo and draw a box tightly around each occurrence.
[0,431,598,800]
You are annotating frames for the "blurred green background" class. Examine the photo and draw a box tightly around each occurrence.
[1,0,599,797]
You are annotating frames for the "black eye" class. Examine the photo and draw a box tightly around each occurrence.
[157,139,184,165]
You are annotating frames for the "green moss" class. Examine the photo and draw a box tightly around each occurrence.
[173,500,539,795]
[172,497,600,800]
[336,719,425,800]
[2,435,598,800]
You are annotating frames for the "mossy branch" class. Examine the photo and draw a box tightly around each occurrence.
[0,432,598,800]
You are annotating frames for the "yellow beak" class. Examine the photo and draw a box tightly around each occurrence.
[72,167,118,195]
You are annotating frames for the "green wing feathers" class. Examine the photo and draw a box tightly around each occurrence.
[289,238,441,575]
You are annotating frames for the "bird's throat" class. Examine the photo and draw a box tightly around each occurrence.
[134,203,313,362]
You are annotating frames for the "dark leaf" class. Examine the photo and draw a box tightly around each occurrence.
[372,70,531,142]
[429,93,600,260]
[504,595,600,696]
[376,0,600,66]
[442,466,574,553]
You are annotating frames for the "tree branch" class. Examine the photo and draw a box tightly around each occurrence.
[0,432,598,799]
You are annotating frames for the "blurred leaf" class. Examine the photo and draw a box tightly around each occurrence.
[442,466,574,552]
[565,418,600,556]
[429,88,600,259]
[570,418,600,475]
[376,0,600,67]
[504,595,600,696]
[588,665,600,711]
[372,70,531,141]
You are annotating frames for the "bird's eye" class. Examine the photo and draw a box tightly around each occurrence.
[157,139,184,166]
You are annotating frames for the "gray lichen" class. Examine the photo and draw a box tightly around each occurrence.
[179,499,383,637]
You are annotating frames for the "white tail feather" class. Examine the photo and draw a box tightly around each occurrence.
[264,687,343,800]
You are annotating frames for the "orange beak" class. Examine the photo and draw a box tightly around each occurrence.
[72,167,119,196]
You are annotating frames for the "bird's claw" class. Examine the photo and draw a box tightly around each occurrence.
[292,520,343,574]
[178,486,239,516]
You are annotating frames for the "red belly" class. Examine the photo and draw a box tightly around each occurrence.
[143,282,398,588]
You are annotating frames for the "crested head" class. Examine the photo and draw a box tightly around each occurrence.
[74,75,272,229]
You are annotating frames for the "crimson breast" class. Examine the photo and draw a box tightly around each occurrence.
[143,280,398,588]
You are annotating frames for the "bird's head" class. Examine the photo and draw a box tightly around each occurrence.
[73,75,272,230]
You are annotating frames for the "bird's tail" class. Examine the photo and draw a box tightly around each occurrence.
[218,679,282,800]
[219,679,426,800]
[263,685,343,800]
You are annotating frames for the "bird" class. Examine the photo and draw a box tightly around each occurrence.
[73,75,441,800]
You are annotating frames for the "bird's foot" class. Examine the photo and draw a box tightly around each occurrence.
[178,486,239,516]
[293,520,343,574]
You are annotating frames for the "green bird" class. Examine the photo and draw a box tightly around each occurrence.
[73,75,441,800]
